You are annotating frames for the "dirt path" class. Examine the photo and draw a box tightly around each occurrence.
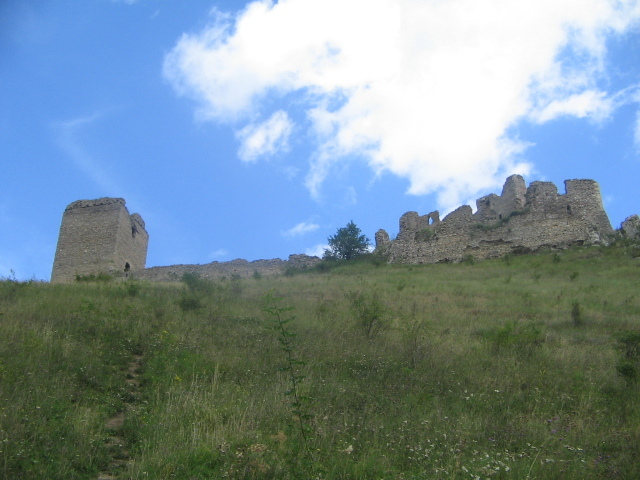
[97,354,143,480]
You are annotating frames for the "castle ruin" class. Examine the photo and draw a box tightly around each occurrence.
[51,175,625,282]
[51,198,149,283]
[49,197,319,283]
[375,175,614,264]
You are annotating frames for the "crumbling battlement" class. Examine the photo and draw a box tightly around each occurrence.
[375,175,614,264]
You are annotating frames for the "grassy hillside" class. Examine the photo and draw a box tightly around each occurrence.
[1,243,640,479]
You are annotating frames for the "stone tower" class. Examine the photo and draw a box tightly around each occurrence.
[51,198,148,283]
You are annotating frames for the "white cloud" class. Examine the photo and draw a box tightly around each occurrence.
[282,221,320,237]
[530,90,614,123]
[165,0,640,210]
[305,244,328,257]
[237,110,292,162]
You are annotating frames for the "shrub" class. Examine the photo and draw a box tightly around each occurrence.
[354,251,390,266]
[0,278,30,302]
[616,360,637,386]
[311,258,338,273]
[613,331,640,386]
[345,288,389,339]
[398,303,430,369]
[415,227,435,242]
[483,321,546,356]
[462,254,475,265]
[616,331,640,360]
[177,294,204,312]
[125,281,141,297]
[75,272,112,282]
[571,302,584,326]
[181,272,214,294]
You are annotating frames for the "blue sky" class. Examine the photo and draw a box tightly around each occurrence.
[2,0,640,281]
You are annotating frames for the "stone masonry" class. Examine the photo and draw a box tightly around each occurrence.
[50,197,320,282]
[621,214,640,240]
[133,254,321,282]
[375,175,614,264]
[51,175,628,282]
[51,198,149,283]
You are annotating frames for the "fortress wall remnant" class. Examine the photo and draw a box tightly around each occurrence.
[51,174,620,283]
[375,175,613,264]
[134,259,285,282]
[374,229,391,252]
[133,254,321,282]
[564,179,613,233]
[475,175,527,222]
[50,196,319,283]
[621,215,640,240]
[51,198,149,283]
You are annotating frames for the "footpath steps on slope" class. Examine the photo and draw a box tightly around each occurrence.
[96,353,143,480]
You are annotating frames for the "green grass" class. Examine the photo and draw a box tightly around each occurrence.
[1,244,640,478]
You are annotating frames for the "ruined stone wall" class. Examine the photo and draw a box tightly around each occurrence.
[621,215,640,240]
[376,175,613,264]
[51,195,320,283]
[51,174,618,283]
[51,198,149,283]
[474,175,527,223]
[133,254,320,282]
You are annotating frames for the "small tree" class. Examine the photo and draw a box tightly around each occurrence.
[324,221,370,261]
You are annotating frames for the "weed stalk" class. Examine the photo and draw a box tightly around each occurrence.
[262,292,313,456]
